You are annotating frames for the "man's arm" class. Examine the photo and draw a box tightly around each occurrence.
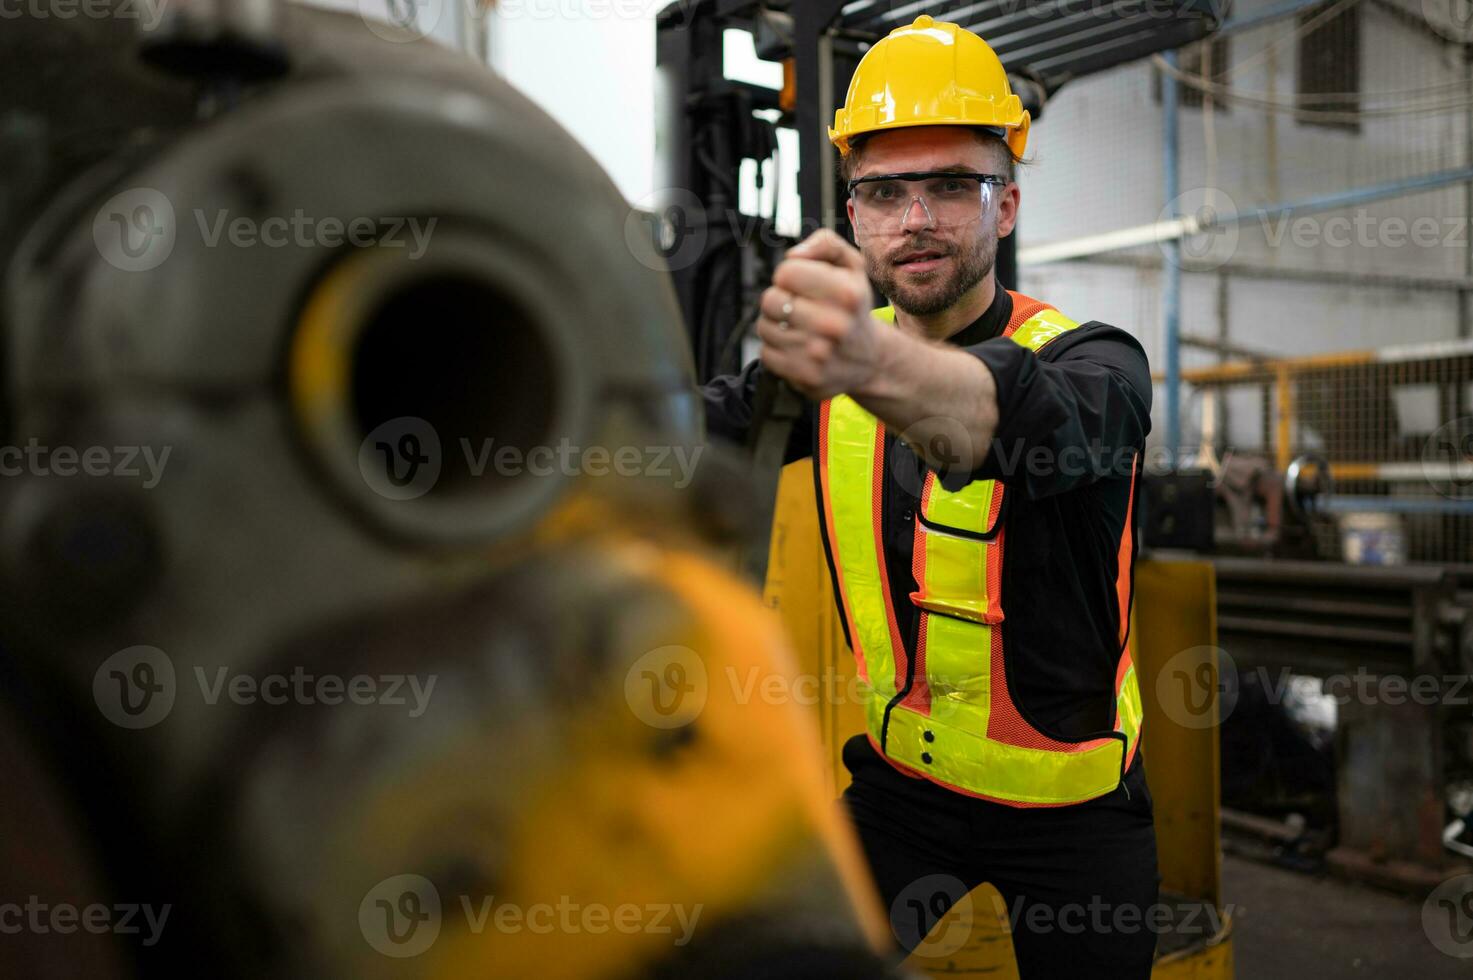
[755,230,1002,474]
[851,325,1152,498]
[851,330,1001,478]
[754,230,1150,493]
[955,327,1151,497]
[699,359,815,463]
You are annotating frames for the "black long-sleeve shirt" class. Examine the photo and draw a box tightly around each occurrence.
[702,284,1152,744]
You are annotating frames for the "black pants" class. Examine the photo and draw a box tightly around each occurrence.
[840,736,1160,980]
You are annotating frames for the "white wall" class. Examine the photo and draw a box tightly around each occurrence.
[1017,0,1471,460]
[1020,0,1470,285]
[486,2,663,202]
[482,3,795,211]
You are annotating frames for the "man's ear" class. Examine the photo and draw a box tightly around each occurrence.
[996,182,1021,239]
[845,196,858,239]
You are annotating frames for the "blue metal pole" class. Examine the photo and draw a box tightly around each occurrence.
[1234,166,1473,226]
[1163,49,1181,469]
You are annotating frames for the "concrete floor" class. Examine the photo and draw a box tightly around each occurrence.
[1222,854,1469,977]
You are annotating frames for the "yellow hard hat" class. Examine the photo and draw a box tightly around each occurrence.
[830,14,1029,162]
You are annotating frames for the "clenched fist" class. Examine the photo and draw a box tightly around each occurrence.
[757,229,887,401]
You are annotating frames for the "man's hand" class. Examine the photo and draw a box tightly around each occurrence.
[756,229,887,400]
[756,230,1001,476]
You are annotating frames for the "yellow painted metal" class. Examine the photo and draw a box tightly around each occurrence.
[1153,938,1235,979]
[1132,560,1223,907]
[1150,348,1376,384]
[288,244,364,431]
[763,465,1233,977]
[425,532,890,979]
[904,882,1023,980]
[763,461,864,797]
[1327,462,1384,480]
[1275,367,1292,473]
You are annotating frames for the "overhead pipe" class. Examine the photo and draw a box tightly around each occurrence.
[1021,165,1473,266]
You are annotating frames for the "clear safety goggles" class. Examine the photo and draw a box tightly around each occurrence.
[847,171,1009,236]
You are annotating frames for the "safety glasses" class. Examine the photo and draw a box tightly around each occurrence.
[847,171,1009,236]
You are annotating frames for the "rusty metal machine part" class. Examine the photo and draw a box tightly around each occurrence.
[0,10,898,977]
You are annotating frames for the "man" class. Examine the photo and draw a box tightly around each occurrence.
[702,16,1157,979]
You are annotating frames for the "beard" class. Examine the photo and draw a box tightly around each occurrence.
[863,224,998,318]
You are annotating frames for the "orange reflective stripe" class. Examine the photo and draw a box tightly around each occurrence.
[1116,454,1139,646]
[985,619,1116,753]
[1113,455,1145,766]
[985,485,1006,624]
[1004,290,1053,335]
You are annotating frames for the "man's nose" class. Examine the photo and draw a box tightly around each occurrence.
[900,194,935,233]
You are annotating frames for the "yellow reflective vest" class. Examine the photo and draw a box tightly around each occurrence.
[816,291,1144,806]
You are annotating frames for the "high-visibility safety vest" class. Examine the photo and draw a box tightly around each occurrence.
[816,291,1144,806]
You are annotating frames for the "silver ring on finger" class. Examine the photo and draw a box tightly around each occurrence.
[779,299,794,330]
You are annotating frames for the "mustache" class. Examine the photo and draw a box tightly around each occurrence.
[888,240,953,263]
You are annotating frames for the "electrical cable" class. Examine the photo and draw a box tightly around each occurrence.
[1153,53,1473,120]
[1156,0,1473,120]
[1217,0,1365,80]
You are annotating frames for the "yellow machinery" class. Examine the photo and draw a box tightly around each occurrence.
[763,462,1235,978]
